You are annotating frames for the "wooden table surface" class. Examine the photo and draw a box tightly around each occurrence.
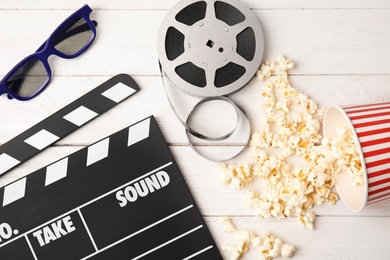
[1,1,390,259]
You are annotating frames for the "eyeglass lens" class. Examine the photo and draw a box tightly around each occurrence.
[6,58,48,98]
[53,17,94,56]
[5,15,94,98]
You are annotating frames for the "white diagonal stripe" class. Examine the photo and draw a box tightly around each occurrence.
[63,106,98,127]
[3,177,27,206]
[86,138,110,166]
[367,162,390,175]
[369,182,390,193]
[355,122,390,133]
[365,152,390,163]
[131,225,204,260]
[369,172,390,185]
[128,118,151,147]
[0,153,20,175]
[369,189,390,201]
[362,141,390,153]
[345,102,390,112]
[368,196,390,205]
[24,129,60,150]
[45,158,69,186]
[352,114,390,125]
[183,246,214,260]
[101,82,136,103]
[347,107,390,117]
[359,131,390,143]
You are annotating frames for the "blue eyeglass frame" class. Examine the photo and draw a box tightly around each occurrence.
[0,4,97,101]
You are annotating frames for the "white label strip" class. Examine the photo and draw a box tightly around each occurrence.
[183,245,214,260]
[25,235,38,260]
[24,129,60,150]
[63,106,98,127]
[128,118,151,146]
[101,82,136,103]
[86,138,110,166]
[0,153,20,175]
[3,178,27,207]
[78,209,99,252]
[45,158,69,186]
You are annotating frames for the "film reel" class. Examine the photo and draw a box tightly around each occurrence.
[157,0,264,161]
[157,0,264,97]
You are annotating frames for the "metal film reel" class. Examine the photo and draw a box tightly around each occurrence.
[157,0,264,97]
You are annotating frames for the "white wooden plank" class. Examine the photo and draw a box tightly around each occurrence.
[0,75,389,146]
[206,216,390,259]
[1,9,390,76]
[0,0,390,10]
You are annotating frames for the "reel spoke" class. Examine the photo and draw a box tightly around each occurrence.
[205,66,217,89]
[205,0,217,20]
[230,21,249,37]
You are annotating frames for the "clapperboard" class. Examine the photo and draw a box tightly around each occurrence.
[0,116,222,259]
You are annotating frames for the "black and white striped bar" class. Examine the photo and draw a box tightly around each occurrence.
[0,74,140,176]
[0,116,222,259]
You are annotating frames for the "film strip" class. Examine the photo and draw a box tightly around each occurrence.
[0,116,222,259]
[0,74,139,176]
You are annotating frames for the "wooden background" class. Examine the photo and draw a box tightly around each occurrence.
[0,1,390,259]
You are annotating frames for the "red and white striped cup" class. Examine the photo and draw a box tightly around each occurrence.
[323,101,390,212]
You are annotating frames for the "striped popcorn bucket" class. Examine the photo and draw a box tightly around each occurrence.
[324,102,390,212]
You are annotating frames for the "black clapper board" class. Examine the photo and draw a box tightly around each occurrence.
[0,116,222,260]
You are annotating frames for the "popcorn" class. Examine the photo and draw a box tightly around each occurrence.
[219,55,366,258]
[327,192,339,205]
[281,244,296,258]
[258,232,281,259]
[219,217,236,233]
[222,243,247,260]
[298,211,316,230]
[219,162,254,189]
[219,56,364,234]
[219,221,296,260]
[257,56,295,81]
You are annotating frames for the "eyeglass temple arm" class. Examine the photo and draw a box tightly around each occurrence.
[36,20,98,52]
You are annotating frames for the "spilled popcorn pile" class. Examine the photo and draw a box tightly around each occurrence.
[220,217,295,260]
[219,56,364,259]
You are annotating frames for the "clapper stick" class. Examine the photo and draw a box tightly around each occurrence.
[0,74,140,176]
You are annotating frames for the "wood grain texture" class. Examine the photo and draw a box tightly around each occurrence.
[0,1,390,10]
[0,0,390,259]
[0,9,390,76]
